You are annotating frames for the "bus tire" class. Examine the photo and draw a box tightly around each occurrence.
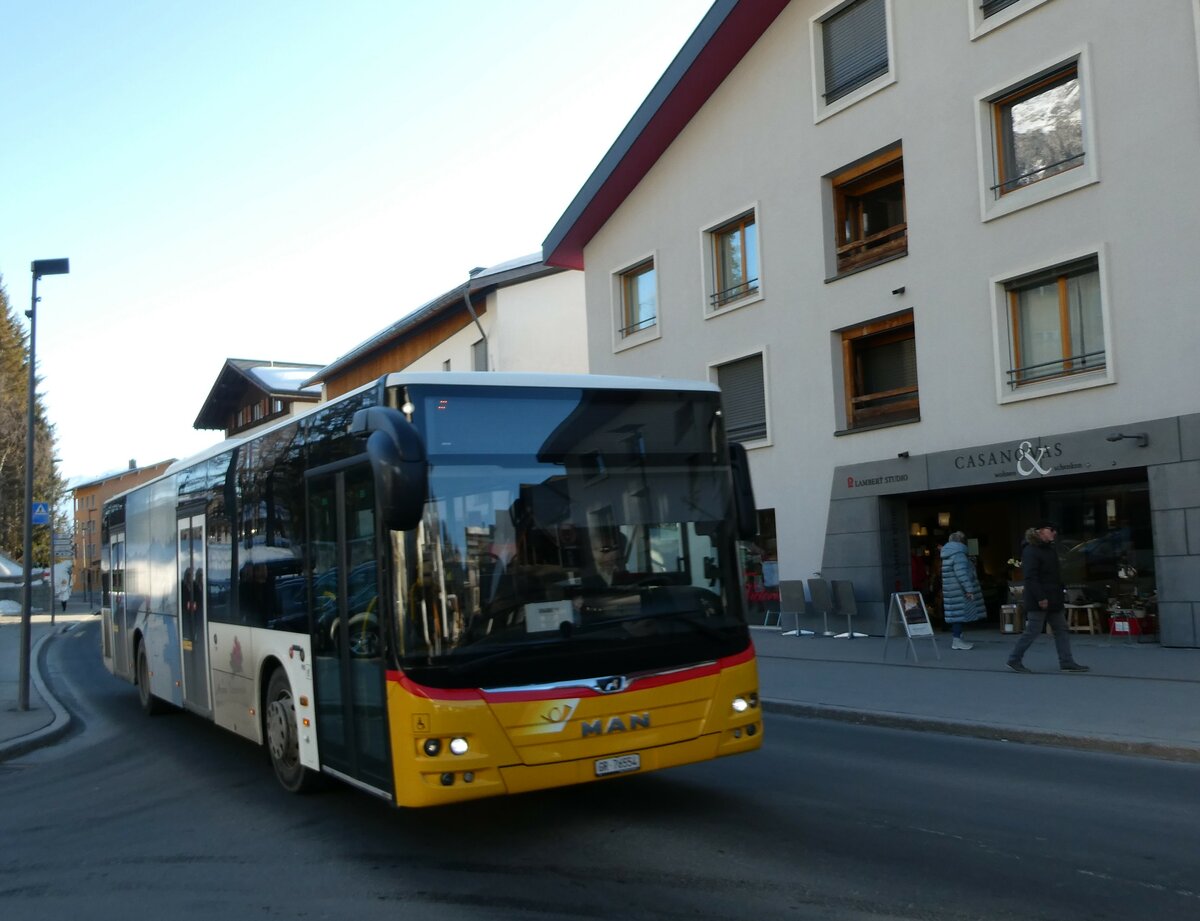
[265,668,320,794]
[136,641,169,716]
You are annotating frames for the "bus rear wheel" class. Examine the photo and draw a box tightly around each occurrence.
[265,668,320,793]
[136,642,168,716]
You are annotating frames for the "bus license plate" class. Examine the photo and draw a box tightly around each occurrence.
[595,753,640,777]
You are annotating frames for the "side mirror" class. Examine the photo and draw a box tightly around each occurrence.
[728,442,758,541]
[350,406,428,532]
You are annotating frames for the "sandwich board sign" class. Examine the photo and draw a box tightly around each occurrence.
[882,591,941,662]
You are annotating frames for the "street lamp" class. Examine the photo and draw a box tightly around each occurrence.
[18,258,69,711]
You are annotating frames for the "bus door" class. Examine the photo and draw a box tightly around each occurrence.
[307,462,393,797]
[109,531,129,678]
[177,513,211,714]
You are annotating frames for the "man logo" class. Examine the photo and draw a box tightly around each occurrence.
[594,675,629,694]
[581,713,650,737]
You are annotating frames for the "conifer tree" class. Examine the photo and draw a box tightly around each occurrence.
[0,274,65,563]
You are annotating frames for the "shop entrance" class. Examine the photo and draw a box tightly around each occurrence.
[905,473,1155,637]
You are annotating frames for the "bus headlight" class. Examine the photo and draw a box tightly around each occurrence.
[731,696,750,714]
[423,738,442,757]
[449,737,469,756]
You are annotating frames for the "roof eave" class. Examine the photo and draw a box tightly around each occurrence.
[542,0,789,269]
[304,258,559,387]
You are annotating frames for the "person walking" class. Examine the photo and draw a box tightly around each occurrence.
[940,531,985,649]
[1006,521,1089,673]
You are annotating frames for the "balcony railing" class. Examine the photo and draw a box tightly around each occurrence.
[836,225,907,273]
[1007,349,1105,388]
[619,315,657,338]
[849,383,919,428]
[992,152,1085,197]
[708,278,759,310]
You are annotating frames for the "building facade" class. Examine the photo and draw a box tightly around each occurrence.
[193,359,323,439]
[72,459,174,594]
[545,0,1200,645]
[309,254,587,398]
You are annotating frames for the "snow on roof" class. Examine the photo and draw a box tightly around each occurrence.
[248,365,322,393]
[468,252,542,280]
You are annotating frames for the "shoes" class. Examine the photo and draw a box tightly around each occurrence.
[1006,661,1032,673]
[951,637,974,650]
[1060,662,1090,672]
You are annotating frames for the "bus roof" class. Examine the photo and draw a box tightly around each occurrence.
[382,370,719,393]
[143,371,719,485]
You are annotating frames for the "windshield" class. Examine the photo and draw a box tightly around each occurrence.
[388,384,750,689]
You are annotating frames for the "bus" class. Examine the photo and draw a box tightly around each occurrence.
[101,372,763,807]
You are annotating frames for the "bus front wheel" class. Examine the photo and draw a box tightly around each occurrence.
[265,668,320,793]
[136,642,168,716]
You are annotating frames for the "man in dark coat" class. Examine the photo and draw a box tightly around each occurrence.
[1006,521,1089,673]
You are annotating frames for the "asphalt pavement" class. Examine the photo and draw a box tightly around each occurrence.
[3,598,1198,764]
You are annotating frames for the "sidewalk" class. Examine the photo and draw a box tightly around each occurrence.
[754,624,1200,762]
[0,597,99,762]
[3,601,1198,764]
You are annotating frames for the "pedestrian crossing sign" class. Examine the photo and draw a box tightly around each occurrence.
[31,502,50,525]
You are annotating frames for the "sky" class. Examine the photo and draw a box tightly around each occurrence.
[1,0,713,487]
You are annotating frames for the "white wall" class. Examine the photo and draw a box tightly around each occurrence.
[493,270,588,373]
[403,269,588,374]
[403,314,494,373]
[578,0,1200,582]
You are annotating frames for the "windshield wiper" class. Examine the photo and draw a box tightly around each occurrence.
[565,609,730,642]
[437,637,563,677]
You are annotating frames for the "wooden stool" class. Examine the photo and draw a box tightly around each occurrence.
[1064,602,1100,634]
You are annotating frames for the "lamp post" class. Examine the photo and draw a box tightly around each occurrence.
[18,258,69,712]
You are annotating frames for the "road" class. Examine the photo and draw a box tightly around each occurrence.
[2,619,1198,920]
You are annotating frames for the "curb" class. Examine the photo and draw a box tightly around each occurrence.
[0,628,73,763]
[762,699,1200,764]
[4,624,1195,766]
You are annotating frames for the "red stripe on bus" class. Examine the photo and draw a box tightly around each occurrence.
[386,643,755,703]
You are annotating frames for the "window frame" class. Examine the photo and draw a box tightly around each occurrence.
[703,205,763,316]
[471,337,488,372]
[976,49,1098,222]
[709,349,771,447]
[828,145,907,277]
[993,63,1083,197]
[612,254,661,352]
[990,247,1114,404]
[969,0,1053,40]
[811,0,896,123]
[837,310,919,433]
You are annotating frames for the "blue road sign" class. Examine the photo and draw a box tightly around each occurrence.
[31,502,51,525]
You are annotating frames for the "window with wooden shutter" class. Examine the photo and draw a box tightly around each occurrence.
[840,311,919,430]
[831,146,906,275]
